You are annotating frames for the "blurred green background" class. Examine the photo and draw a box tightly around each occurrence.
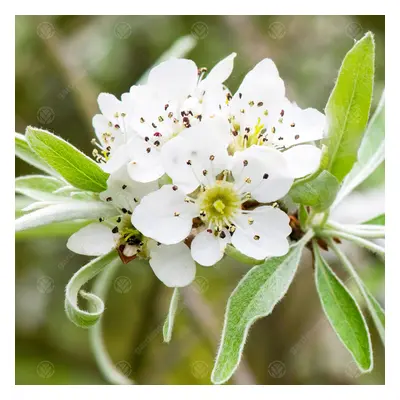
[15,15,385,385]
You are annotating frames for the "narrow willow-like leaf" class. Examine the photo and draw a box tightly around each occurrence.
[334,91,385,207]
[363,213,385,226]
[224,244,264,265]
[89,259,133,384]
[298,204,309,230]
[313,242,373,372]
[289,170,339,212]
[65,251,119,328]
[163,288,180,343]
[15,132,58,177]
[328,239,384,345]
[15,175,67,201]
[15,200,117,232]
[324,32,375,183]
[364,287,385,332]
[137,35,197,84]
[211,232,313,384]
[16,220,91,240]
[26,127,109,192]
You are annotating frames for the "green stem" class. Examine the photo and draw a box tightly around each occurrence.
[89,258,135,385]
[327,221,385,239]
[328,239,385,345]
[321,229,385,258]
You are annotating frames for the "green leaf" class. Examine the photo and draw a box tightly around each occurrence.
[334,91,385,207]
[16,220,91,240]
[364,287,385,332]
[163,288,180,343]
[15,175,67,201]
[289,170,340,212]
[313,242,373,372]
[224,244,264,265]
[26,127,109,192]
[211,232,313,384]
[298,204,309,230]
[15,200,118,232]
[363,213,385,225]
[324,32,375,183]
[15,132,59,176]
[65,251,119,328]
[328,239,384,345]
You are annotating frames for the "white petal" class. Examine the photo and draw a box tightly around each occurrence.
[101,145,130,174]
[162,119,231,193]
[100,165,158,211]
[67,223,116,256]
[98,93,124,121]
[126,136,165,183]
[231,206,291,260]
[149,242,196,287]
[232,58,285,107]
[232,145,293,203]
[92,114,109,144]
[147,58,198,102]
[283,144,322,178]
[131,185,198,244]
[201,53,236,88]
[191,229,229,267]
[268,104,326,147]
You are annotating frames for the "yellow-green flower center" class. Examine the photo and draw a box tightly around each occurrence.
[199,181,241,227]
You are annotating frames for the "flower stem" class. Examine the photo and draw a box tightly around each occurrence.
[326,220,385,239]
[321,229,385,258]
[89,258,134,385]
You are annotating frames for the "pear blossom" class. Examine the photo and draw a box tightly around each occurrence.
[112,53,236,183]
[66,166,196,287]
[132,120,293,266]
[225,58,326,179]
[91,93,135,174]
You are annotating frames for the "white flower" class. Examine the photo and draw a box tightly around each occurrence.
[66,166,196,287]
[92,93,134,174]
[116,53,236,183]
[226,58,326,178]
[132,120,293,266]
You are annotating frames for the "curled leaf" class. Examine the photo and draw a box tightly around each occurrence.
[65,251,119,328]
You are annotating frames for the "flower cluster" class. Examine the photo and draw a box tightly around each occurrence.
[67,54,326,287]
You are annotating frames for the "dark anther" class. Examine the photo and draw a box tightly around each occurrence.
[112,226,119,234]
[263,173,269,179]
